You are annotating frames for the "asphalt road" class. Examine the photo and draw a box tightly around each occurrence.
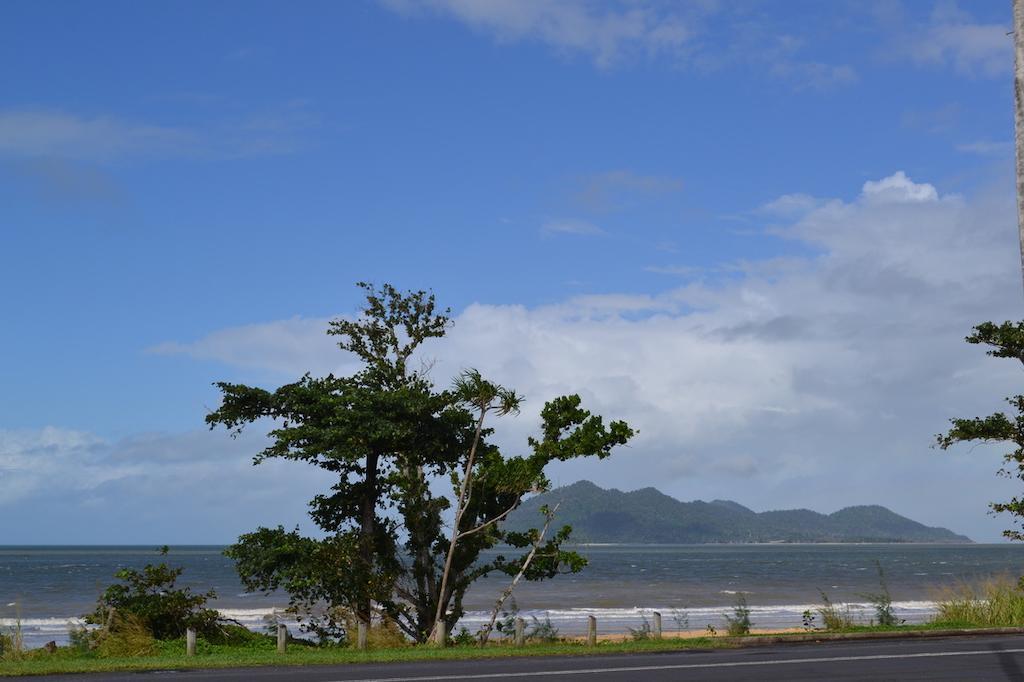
[22,634,1024,681]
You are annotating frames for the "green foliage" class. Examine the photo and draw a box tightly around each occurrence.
[224,527,394,642]
[627,617,651,641]
[859,561,901,627]
[932,576,1024,627]
[723,593,752,636]
[526,615,560,642]
[670,609,690,631]
[207,283,634,644]
[493,599,520,639]
[93,613,157,658]
[817,590,855,630]
[801,609,817,631]
[449,627,477,647]
[938,320,1024,541]
[84,547,219,641]
[0,608,23,661]
[67,626,92,653]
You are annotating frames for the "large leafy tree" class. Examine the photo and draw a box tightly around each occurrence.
[937,321,1024,540]
[207,283,634,643]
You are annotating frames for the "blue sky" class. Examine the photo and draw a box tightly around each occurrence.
[2,1,1022,543]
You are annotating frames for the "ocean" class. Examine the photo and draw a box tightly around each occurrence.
[3,544,1023,648]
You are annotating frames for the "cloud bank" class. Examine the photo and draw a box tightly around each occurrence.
[6,172,1023,542]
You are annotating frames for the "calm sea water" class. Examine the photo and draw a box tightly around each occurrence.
[3,544,1023,647]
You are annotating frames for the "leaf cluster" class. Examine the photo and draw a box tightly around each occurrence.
[84,548,219,640]
[938,321,1024,540]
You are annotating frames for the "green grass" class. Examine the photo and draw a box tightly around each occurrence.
[0,636,732,676]
[930,576,1024,628]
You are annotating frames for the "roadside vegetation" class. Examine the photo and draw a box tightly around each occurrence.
[7,572,1024,677]
[930,576,1024,628]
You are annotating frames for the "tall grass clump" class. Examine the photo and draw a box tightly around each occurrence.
[817,591,855,630]
[932,576,1024,628]
[338,608,408,649]
[723,593,752,636]
[0,603,25,661]
[860,561,901,626]
[94,612,158,658]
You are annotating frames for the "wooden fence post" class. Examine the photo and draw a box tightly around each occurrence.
[185,627,196,657]
[514,617,525,647]
[652,612,662,639]
[587,615,597,646]
[357,620,368,650]
[277,623,287,653]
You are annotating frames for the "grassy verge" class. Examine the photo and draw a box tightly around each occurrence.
[6,623,1022,677]
[0,636,732,677]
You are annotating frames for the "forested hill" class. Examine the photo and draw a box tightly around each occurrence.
[505,481,972,544]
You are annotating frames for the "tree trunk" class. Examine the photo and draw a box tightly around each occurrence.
[429,410,487,645]
[358,451,380,626]
[477,504,558,646]
[1014,0,1024,293]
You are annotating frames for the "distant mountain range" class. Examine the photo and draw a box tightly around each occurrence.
[504,481,971,544]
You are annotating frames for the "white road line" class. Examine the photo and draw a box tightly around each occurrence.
[331,647,1024,681]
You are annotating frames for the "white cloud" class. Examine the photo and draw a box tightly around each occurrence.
[384,0,701,68]
[541,218,606,236]
[900,4,1011,76]
[0,111,195,161]
[0,427,333,543]
[151,171,1024,541]
[382,0,855,88]
[148,317,347,377]
[759,193,821,217]
[860,171,939,203]
[573,170,684,212]
[957,140,1013,156]
[0,106,318,162]
[644,264,703,277]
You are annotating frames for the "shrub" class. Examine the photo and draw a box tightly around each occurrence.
[0,632,15,660]
[724,593,752,636]
[801,609,817,631]
[860,561,902,627]
[493,599,520,640]
[627,616,651,641]
[527,614,559,642]
[817,590,855,630]
[932,576,1024,627]
[67,625,93,653]
[450,627,477,646]
[670,608,690,632]
[0,608,24,660]
[330,607,409,648]
[93,612,157,658]
[84,546,219,640]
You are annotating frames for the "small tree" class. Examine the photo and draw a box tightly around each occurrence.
[937,321,1024,540]
[476,503,562,646]
[429,369,521,645]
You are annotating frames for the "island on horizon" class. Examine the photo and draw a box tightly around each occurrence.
[505,480,972,544]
